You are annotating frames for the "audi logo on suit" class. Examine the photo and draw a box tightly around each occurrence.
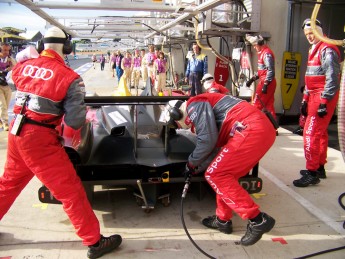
[22,65,54,80]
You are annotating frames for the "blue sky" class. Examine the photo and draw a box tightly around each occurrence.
[0,3,47,33]
[0,2,139,35]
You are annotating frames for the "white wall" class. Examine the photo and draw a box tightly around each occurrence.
[260,0,289,115]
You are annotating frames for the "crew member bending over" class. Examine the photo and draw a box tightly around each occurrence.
[164,93,276,246]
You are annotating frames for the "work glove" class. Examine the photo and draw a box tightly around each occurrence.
[300,101,308,117]
[245,74,259,87]
[183,162,197,180]
[262,83,268,94]
[317,103,327,118]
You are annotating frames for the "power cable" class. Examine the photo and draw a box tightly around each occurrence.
[293,245,345,259]
[180,175,217,259]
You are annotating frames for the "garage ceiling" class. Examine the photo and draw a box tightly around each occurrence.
[13,0,230,45]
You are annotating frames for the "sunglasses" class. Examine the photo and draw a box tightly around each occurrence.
[302,19,322,29]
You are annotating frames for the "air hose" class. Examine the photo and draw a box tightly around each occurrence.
[180,175,217,259]
[181,179,345,258]
[339,192,345,229]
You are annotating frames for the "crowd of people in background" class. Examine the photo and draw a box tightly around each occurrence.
[90,44,175,95]
[89,42,210,97]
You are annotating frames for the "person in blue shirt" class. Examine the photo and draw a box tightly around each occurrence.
[184,42,208,96]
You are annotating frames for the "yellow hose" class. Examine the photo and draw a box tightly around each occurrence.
[310,0,344,47]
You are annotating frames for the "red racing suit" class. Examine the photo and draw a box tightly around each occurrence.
[252,45,277,120]
[303,41,340,171]
[186,93,276,220]
[0,49,100,246]
[206,81,229,94]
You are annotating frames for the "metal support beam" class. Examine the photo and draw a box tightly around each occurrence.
[144,0,228,39]
[14,0,76,37]
[31,1,195,13]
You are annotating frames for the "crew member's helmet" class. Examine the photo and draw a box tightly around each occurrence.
[245,34,264,46]
[163,100,191,129]
[302,18,322,30]
[201,73,214,84]
[201,73,214,92]
[37,26,72,54]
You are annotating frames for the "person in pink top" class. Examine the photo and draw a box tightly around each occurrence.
[146,45,157,84]
[140,49,148,88]
[154,51,169,94]
[131,49,142,90]
[121,51,132,89]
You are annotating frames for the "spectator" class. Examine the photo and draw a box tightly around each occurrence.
[154,51,169,94]
[0,26,122,258]
[99,54,106,71]
[91,54,97,69]
[131,49,141,90]
[164,93,276,246]
[293,19,341,186]
[115,50,124,83]
[146,45,157,84]
[140,48,148,89]
[121,51,132,89]
[184,42,208,96]
[0,42,16,131]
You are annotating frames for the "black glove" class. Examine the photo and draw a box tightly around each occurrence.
[262,83,268,94]
[183,163,196,179]
[317,103,327,118]
[245,75,259,87]
[301,101,308,117]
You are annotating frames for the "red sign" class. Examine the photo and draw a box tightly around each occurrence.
[240,51,250,69]
[214,56,230,85]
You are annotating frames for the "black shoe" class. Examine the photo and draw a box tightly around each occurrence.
[202,215,233,234]
[87,234,122,259]
[293,126,303,136]
[240,213,275,246]
[300,166,326,179]
[293,171,320,187]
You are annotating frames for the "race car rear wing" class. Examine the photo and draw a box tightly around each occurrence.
[84,96,190,157]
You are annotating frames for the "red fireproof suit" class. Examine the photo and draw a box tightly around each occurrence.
[252,45,277,121]
[206,81,229,94]
[0,49,100,246]
[186,93,276,220]
[303,41,340,171]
